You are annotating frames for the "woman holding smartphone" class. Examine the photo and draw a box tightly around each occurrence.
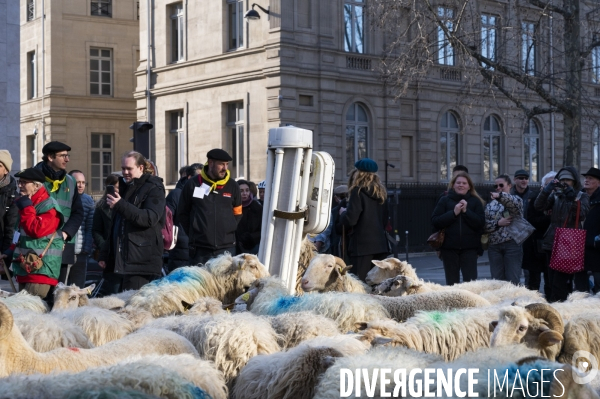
[484,175,524,285]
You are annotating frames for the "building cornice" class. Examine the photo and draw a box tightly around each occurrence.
[62,13,139,27]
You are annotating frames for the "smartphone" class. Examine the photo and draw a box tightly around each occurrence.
[106,185,116,196]
[503,211,510,218]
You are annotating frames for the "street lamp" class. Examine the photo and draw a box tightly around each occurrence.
[244,3,269,20]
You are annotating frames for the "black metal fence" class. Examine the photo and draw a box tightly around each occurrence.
[385,182,541,253]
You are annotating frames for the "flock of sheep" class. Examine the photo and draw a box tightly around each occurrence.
[0,240,599,398]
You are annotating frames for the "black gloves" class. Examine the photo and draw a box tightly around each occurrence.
[543,180,558,194]
[15,196,33,210]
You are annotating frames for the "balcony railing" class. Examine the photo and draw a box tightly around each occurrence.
[439,67,461,81]
[346,56,372,70]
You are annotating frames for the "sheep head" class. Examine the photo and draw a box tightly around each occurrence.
[233,253,270,289]
[233,276,287,310]
[52,283,96,310]
[372,277,395,295]
[490,303,564,360]
[301,255,351,292]
[365,258,417,286]
[389,275,423,296]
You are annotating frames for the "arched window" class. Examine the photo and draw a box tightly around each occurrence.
[440,111,460,181]
[524,119,540,182]
[594,125,600,169]
[345,103,369,175]
[483,115,502,182]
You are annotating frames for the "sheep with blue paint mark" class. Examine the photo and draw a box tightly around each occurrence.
[126,253,269,317]
[0,354,227,399]
[238,276,390,332]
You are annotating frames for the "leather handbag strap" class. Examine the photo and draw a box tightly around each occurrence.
[40,232,57,258]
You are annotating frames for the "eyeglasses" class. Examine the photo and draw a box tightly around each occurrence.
[494,183,505,189]
[17,180,33,186]
[515,176,529,181]
[55,154,70,159]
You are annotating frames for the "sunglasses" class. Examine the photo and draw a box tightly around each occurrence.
[494,183,505,189]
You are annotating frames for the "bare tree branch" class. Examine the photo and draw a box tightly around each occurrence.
[528,0,569,18]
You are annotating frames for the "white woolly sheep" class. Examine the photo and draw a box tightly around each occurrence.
[313,346,443,399]
[424,345,599,399]
[185,296,227,316]
[89,290,139,309]
[143,311,281,386]
[13,310,93,352]
[300,254,369,294]
[365,257,420,286]
[0,301,199,377]
[558,311,600,371]
[372,289,491,321]
[232,334,371,399]
[479,285,547,305]
[489,303,565,361]
[126,253,269,317]
[551,294,600,321]
[0,354,227,399]
[242,276,391,332]
[268,311,340,349]
[0,290,49,313]
[295,237,318,295]
[52,283,96,310]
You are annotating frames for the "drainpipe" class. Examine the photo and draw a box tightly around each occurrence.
[146,0,153,158]
[41,0,45,148]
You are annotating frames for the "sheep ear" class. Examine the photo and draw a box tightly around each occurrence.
[81,284,95,296]
[371,260,390,269]
[538,330,563,347]
[56,282,66,289]
[489,321,498,332]
[355,322,368,331]
[181,300,193,311]
[372,337,393,347]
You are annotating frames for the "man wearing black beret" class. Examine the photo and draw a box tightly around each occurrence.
[34,141,84,286]
[177,148,242,264]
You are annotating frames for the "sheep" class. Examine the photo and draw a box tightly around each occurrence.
[126,253,269,317]
[89,289,139,309]
[232,344,343,399]
[489,303,565,361]
[371,289,491,321]
[365,257,419,286]
[558,311,600,371]
[0,354,227,399]
[0,290,49,313]
[13,310,93,352]
[52,282,96,310]
[242,276,391,332]
[423,345,599,399]
[143,311,281,386]
[313,346,443,399]
[268,311,341,349]
[186,296,227,316]
[300,254,369,294]
[0,301,199,377]
[53,306,135,347]
[231,334,371,399]
[551,295,600,321]
[295,237,318,295]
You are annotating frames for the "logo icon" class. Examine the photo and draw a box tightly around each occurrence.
[572,350,598,385]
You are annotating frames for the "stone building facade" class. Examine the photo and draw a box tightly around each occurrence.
[135,0,600,187]
[1,0,20,168]
[20,0,139,193]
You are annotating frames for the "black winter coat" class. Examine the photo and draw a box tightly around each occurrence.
[100,174,166,276]
[177,173,242,251]
[0,176,18,253]
[534,166,590,251]
[431,190,485,251]
[165,177,190,261]
[521,191,551,270]
[584,188,600,272]
[235,199,263,254]
[92,201,112,253]
[339,187,388,257]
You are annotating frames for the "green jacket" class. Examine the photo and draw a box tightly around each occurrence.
[12,197,65,280]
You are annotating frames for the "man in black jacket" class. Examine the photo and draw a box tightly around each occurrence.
[178,149,242,265]
[0,150,18,281]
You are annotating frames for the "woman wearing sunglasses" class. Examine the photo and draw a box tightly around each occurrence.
[484,175,524,285]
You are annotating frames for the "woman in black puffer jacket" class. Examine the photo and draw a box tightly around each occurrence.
[431,172,486,285]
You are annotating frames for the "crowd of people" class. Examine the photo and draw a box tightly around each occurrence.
[0,143,266,302]
[429,164,600,302]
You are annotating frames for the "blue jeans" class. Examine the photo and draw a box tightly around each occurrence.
[488,240,523,285]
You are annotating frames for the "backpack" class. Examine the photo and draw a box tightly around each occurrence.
[162,206,178,250]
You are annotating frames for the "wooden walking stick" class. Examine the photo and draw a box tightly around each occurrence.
[1,258,17,293]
